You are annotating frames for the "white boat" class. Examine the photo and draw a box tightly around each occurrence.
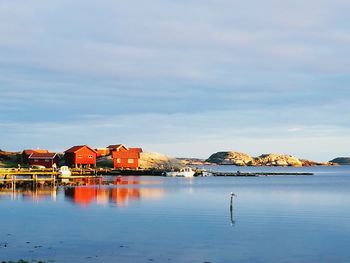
[165,167,195,178]
[59,166,72,177]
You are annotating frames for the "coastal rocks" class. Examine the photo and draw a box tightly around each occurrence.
[329,157,350,165]
[206,152,255,166]
[139,152,183,170]
[255,154,302,167]
[206,151,314,166]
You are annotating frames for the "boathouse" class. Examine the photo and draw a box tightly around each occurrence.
[28,152,59,168]
[22,149,49,164]
[64,145,97,168]
[108,144,142,169]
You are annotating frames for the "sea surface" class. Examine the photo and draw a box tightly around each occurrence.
[1,166,350,263]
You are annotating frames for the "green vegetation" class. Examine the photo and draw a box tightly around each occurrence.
[0,150,21,168]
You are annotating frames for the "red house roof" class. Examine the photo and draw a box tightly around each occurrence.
[29,152,57,159]
[23,149,49,155]
[65,145,97,154]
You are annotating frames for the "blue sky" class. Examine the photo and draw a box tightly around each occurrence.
[1,0,350,161]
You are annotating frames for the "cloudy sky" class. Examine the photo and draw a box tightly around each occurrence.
[1,0,350,161]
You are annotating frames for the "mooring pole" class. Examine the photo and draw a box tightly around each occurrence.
[230,192,236,225]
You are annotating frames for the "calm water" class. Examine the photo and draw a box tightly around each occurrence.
[1,166,350,263]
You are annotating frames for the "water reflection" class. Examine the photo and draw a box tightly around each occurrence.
[0,187,57,201]
[64,187,165,207]
[63,176,166,207]
[0,176,166,206]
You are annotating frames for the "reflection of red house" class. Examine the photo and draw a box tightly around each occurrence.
[64,145,97,168]
[22,149,49,164]
[108,144,142,169]
[28,152,59,168]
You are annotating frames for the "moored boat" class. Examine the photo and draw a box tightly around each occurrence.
[165,167,195,178]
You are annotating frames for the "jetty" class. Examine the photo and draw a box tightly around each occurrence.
[0,168,103,189]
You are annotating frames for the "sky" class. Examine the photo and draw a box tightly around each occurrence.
[1,0,350,161]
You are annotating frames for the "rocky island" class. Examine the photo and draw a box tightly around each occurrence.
[206,151,334,167]
[329,157,350,165]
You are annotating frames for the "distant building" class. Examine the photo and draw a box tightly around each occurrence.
[28,152,59,168]
[108,144,142,169]
[22,149,49,164]
[95,148,110,157]
[64,145,97,168]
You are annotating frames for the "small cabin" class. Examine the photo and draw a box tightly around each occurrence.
[108,144,142,169]
[22,149,49,164]
[64,145,97,168]
[28,152,59,168]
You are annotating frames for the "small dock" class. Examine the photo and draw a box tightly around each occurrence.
[0,170,58,189]
[0,169,103,188]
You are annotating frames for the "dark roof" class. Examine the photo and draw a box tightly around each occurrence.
[29,152,57,159]
[129,148,143,153]
[65,145,97,154]
[107,144,129,150]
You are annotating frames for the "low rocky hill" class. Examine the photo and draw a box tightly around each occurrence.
[139,152,183,170]
[329,157,350,165]
[207,151,254,166]
[206,151,332,167]
[0,150,21,168]
[255,153,302,166]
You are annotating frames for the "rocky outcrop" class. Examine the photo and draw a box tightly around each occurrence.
[329,157,350,165]
[139,152,183,170]
[255,154,302,166]
[206,151,255,166]
[205,151,330,166]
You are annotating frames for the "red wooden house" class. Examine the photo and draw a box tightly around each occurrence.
[108,144,142,169]
[64,145,97,168]
[28,152,59,168]
[22,149,49,164]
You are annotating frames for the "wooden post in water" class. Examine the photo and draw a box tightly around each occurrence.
[12,175,16,192]
[230,192,236,225]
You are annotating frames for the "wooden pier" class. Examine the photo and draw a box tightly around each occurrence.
[0,169,103,188]
[0,170,58,190]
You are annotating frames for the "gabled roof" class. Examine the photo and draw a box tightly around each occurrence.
[23,149,49,155]
[29,152,57,159]
[107,144,129,151]
[65,145,97,154]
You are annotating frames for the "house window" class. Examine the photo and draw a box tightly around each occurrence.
[88,155,93,158]
[117,158,121,163]
[77,155,82,158]
[45,159,49,162]
[34,159,38,162]
[128,159,134,164]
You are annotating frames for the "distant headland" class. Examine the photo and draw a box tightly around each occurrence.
[180,151,347,167]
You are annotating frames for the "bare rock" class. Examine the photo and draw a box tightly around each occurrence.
[206,151,255,166]
[139,152,183,169]
[255,153,302,167]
